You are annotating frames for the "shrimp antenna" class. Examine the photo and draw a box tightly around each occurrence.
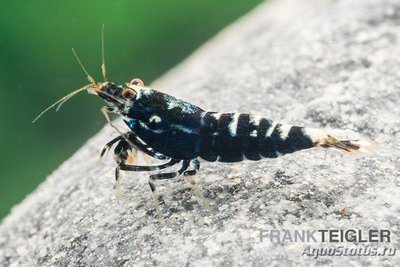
[101,24,107,82]
[72,48,98,86]
[32,84,92,123]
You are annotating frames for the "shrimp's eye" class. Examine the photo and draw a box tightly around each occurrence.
[122,89,136,99]
[130,78,144,87]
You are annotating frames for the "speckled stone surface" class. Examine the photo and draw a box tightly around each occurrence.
[1,0,400,266]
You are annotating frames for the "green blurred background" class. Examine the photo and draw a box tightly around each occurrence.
[0,1,263,220]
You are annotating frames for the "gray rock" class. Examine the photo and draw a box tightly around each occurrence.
[1,0,400,265]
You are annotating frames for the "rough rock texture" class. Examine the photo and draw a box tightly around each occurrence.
[1,0,400,265]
